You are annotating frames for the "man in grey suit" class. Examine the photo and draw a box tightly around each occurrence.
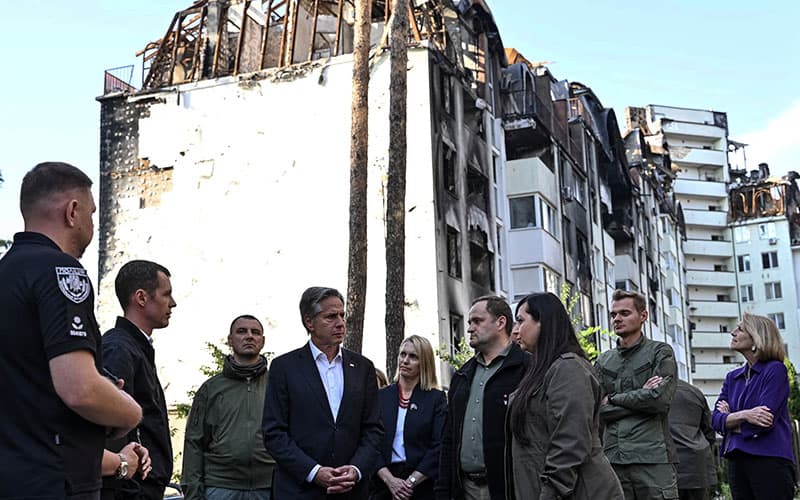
[262,287,383,499]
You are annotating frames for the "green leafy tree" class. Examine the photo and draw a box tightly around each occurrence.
[558,283,612,362]
[437,336,474,370]
[785,358,800,421]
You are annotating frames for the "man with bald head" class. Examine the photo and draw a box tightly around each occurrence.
[0,162,142,499]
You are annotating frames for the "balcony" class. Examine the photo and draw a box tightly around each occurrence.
[674,179,727,199]
[685,269,736,287]
[502,63,553,159]
[670,147,727,168]
[615,254,638,282]
[650,106,717,125]
[682,209,728,228]
[693,362,738,381]
[684,239,733,257]
[662,121,725,140]
[693,332,733,349]
[688,300,739,318]
[508,227,563,274]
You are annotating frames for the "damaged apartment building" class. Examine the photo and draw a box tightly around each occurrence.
[500,54,691,376]
[97,0,514,397]
[97,0,701,398]
[729,163,800,367]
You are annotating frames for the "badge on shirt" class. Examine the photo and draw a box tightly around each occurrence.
[55,266,91,304]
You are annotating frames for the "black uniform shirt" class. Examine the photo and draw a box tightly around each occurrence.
[0,232,104,498]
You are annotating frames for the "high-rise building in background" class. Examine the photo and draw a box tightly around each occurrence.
[94,1,798,410]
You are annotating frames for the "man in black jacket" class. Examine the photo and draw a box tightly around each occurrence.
[435,296,529,500]
[102,260,177,500]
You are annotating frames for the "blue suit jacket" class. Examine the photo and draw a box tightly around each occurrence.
[262,343,383,499]
[376,383,447,479]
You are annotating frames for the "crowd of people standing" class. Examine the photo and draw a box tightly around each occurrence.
[0,161,796,500]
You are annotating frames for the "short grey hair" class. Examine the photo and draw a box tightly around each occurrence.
[299,287,344,330]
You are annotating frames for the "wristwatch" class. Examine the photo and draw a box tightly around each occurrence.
[409,476,417,487]
[115,454,129,479]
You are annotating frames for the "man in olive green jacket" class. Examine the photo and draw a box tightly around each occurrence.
[182,315,275,500]
[596,290,678,500]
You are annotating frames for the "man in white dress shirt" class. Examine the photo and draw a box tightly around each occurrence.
[262,286,384,499]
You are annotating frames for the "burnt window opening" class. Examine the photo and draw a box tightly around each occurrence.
[446,226,462,279]
[443,145,457,197]
[576,232,590,279]
[449,312,464,355]
[469,229,494,290]
[650,299,658,325]
[440,71,454,117]
[540,146,555,172]
[467,166,489,212]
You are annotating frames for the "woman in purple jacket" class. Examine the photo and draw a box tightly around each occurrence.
[712,313,796,499]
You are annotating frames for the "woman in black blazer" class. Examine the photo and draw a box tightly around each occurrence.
[370,335,447,500]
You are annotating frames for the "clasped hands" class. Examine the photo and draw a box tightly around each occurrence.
[314,465,359,494]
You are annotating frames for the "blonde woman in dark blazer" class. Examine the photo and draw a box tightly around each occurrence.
[371,336,447,500]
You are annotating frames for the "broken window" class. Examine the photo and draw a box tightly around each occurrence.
[450,312,464,353]
[509,196,536,229]
[443,145,457,196]
[469,229,494,290]
[758,222,776,239]
[440,71,453,116]
[466,166,489,212]
[446,226,462,279]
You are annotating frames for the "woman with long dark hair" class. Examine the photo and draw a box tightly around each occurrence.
[712,313,795,499]
[507,292,622,500]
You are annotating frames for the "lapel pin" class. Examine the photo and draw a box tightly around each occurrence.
[349,363,355,367]
[410,403,418,411]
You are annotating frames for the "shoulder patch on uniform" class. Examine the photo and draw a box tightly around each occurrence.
[55,266,91,304]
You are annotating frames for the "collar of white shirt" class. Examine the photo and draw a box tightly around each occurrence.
[308,340,342,363]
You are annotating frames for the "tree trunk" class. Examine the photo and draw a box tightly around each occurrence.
[344,0,371,353]
[384,0,408,379]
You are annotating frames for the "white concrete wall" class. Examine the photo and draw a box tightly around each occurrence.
[97,50,440,404]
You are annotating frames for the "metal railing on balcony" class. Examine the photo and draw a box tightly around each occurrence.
[103,65,136,94]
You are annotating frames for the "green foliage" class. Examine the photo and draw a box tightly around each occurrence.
[558,283,612,362]
[785,358,800,422]
[437,336,474,370]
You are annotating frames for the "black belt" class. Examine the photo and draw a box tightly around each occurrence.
[462,470,488,485]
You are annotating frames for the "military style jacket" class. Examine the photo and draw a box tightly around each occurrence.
[595,335,678,465]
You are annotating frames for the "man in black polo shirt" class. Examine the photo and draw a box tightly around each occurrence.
[0,162,143,499]
[102,259,177,500]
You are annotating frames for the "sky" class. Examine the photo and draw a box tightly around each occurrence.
[1,0,799,253]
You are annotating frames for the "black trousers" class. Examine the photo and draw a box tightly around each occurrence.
[678,488,709,500]
[727,452,795,500]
